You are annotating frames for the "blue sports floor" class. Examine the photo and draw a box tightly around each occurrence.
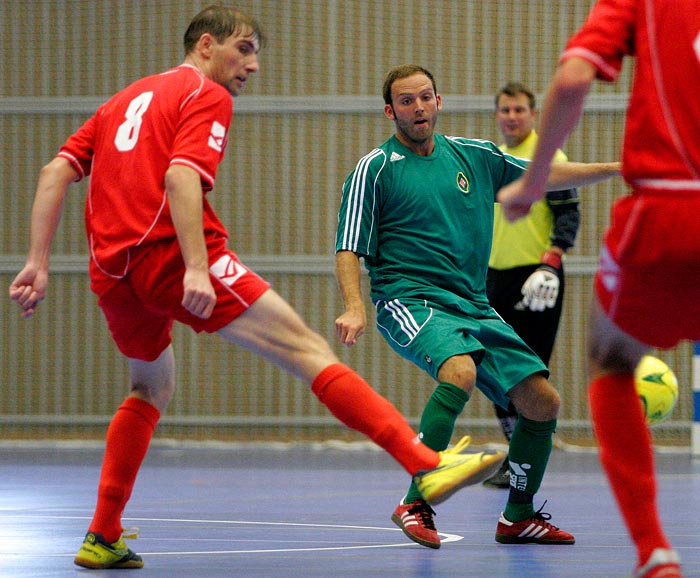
[2,442,699,577]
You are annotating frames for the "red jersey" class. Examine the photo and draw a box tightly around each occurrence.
[59,64,232,279]
[562,0,700,187]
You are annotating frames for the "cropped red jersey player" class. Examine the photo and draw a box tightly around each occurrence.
[497,1,700,577]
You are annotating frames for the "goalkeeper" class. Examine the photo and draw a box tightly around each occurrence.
[482,82,580,488]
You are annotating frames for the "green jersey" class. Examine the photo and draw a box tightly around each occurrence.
[336,133,529,311]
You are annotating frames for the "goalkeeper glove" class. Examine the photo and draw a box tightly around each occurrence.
[520,251,561,312]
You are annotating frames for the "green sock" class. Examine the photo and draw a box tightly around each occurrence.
[503,416,556,522]
[404,382,469,503]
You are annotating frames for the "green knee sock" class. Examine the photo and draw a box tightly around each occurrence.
[503,416,556,522]
[404,382,469,503]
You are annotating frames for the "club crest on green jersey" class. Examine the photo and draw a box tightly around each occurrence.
[456,172,470,194]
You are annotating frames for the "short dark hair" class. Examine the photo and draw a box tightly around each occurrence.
[382,64,438,105]
[183,5,265,55]
[495,82,536,110]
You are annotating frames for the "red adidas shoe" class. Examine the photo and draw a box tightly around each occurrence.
[495,505,574,544]
[634,548,683,578]
[391,499,441,549]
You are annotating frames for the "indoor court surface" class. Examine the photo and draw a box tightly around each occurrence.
[2,442,699,578]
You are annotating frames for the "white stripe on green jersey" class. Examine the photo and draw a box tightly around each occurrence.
[341,147,385,252]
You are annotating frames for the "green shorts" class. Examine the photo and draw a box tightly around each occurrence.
[375,297,548,409]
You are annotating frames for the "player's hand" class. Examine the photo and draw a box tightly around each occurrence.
[9,265,48,319]
[182,268,217,319]
[335,309,366,346]
[497,179,542,222]
[521,267,559,312]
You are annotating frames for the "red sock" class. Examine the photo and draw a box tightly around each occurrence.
[88,397,160,543]
[311,363,439,474]
[589,374,671,564]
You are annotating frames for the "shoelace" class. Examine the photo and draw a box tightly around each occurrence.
[408,502,437,530]
[532,501,560,530]
[444,435,472,455]
[121,527,139,540]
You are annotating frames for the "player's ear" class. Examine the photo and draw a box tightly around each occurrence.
[436,94,442,111]
[384,104,395,120]
[197,33,215,57]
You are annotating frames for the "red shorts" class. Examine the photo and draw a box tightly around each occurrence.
[93,236,270,361]
[595,189,700,348]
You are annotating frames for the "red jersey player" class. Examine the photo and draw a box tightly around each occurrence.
[9,5,505,571]
[498,1,700,577]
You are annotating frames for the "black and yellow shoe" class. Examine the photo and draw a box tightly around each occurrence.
[74,531,144,569]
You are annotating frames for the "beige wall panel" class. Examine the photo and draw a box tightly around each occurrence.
[1,1,689,446]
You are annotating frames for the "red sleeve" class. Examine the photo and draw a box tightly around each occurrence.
[170,80,233,192]
[561,0,637,82]
[58,111,100,180]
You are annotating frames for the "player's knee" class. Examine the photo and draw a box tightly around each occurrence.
[436,355,477,396]
[538,387,561,420]
[510,377,560,421]
[522,398,559,422]
[448,380,475,398]
[130,380,175,412]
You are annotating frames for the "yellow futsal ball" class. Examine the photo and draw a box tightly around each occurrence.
[634,355,679,427]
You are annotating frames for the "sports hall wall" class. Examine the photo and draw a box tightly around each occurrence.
[0,0,692,446]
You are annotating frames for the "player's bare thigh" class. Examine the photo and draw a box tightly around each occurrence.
[587,297,648,377]
[216,288,339,383]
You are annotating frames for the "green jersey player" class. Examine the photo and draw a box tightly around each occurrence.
[335,64,620,549]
